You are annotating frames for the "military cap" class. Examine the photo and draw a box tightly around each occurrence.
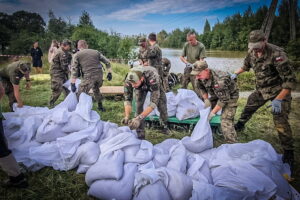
[191,60,208,75]
[61,39,72,46]
[19,61,31,74]
[126,66,144,83]
[138,37,147,45]
[248,30,266,51]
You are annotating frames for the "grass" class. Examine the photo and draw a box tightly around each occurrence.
[0,59,299,199]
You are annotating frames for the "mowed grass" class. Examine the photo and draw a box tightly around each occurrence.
[0,60,299,199]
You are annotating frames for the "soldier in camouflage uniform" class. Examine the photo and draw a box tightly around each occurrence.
[232,30,296,172]
[0,61,31,111]
[70,40,112,112]
[192,60,239,143]
[180,31,206,89]
[147,33,163,78]
[162,57,171,92]
[49,39,72,107]
[122,65,169,139]
[138,37,148,64]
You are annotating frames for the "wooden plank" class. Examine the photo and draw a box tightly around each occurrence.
[99,86,124,95]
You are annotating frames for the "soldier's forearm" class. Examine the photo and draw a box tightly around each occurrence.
[234,68,245,75]
[180,56,187,64]
[275,89,290,100]
[211,105,222,114]
[124,104,132,118]
[140,106,154,118]
[13,85,22,104]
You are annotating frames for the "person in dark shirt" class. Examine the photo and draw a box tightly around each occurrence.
[30,41,43,74]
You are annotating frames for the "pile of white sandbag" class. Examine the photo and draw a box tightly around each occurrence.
[3,91,299,200]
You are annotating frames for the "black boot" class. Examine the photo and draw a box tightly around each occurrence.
[234,121,245,132]
[97,102,106,112]
[1,173,28,188]
[137,131,145,140]
[283,150,294,175]
[162,125,170,135]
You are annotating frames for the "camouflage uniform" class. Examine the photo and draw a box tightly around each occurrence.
[195,69,239,143]
[138,37,148,62]
[0,61,30,111]
[237,43,296,150]
[49,48,72,106]
[124,66,168,137]
[147,43,163,78]
[71,49,111,105]
[162,58,171,92]
[181,41,206,89]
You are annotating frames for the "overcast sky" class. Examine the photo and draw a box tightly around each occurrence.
[0,0,295,35]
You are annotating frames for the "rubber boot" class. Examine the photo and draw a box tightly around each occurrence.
[2,173,28,188]
[234,121,245,132]
[137,130,145,140]
[161,124,170,135]
[97,102,106,112]
[282,150,294,176]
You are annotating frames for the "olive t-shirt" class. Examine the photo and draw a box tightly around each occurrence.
[181,41,206,64]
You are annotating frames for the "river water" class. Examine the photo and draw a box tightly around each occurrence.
[161,48,247,73]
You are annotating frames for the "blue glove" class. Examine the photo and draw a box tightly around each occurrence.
[271,99,282,114]
[71,83,76,93]
[230,73,238,80]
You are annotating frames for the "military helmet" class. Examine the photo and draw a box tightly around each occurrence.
[248,30,266,51]
[61,39,72,46]
[191,60,208,75]
[126,66,144,83]
[19,61,31,74]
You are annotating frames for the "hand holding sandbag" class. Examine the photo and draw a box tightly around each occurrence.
[271,99,282,114]
[204,99,211,108]
[128,116,142,130]
[208,112,215,121]
[121,117,130,125]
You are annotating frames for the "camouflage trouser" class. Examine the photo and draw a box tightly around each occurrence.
[182,73,196,89]
[1,78,16,111]
[135,89,168,137]
[78,70,103,103]
[49,74,69,106]
[162,75,169,92]
[237,90,293,150]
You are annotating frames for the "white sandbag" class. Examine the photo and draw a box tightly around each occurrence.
[175,89,204,108]
[143,92,157,116]
[50,107,69,124]
[154,138,180,153]
[88,163,137,200]
[77,164,90,174]
[123,140,153,163]
[211,162,277,199]
[187,154,212,184]
[155,92,177,117]
[12,104,50,117]
[157,167,193,200]
[71,142,100,167]
[98,122,120,143]
[176,101,199,120]
[54,92,78,112]
[152,147,170,168]
[63,79,81,92]
[190,180,255,200]
[62,113,89,133]
[133,180,172,200]
[182,108,213,153]
[85,150,125,186]
[36,118,67,143]
[166,143,187,173]
[75,93,100,122]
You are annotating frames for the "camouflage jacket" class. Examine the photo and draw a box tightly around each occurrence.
[0,61,26,85]
[196,70,239,107]
[124,66,162,109]
[50,48,72,76]
[162,59,171,77]
[147,43,163,76]
[138,47,148,61]
[242,43,296,100]
[71,49,111,78]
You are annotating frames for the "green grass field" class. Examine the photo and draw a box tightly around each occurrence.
[0,59,299,199]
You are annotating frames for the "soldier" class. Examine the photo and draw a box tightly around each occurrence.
[70,40,112,112]
[147,33,163,78]
[138,37,148,64]
[162,57,171,92]
[0,80,28,188]
[232,30,296,172]
[192,60,239,143]
[180,31,206,89]
[49,39,72,107]
[122,64,169,139]
[0,60,31,111]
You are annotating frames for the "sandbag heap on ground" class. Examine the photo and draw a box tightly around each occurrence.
[3,91,299,200]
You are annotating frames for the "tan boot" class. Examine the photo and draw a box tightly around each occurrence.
[0,153,21,177]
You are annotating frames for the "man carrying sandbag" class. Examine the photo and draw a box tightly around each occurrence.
[0,60,31,111]
[192,60,239,143]
[70,40,112,112]
[122,64,169,139]
[0,79,28,188]
[49,39,72,107]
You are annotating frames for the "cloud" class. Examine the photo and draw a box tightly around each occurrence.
[106,0,259,21]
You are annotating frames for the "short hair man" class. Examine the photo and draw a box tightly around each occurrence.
[147,33,163,78]
[180,31,206,89]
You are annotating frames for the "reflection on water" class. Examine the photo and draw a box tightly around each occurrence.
[162,48,247,73]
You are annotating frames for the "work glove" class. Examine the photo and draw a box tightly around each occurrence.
[184,63,193,74]
[25,81,31,90]
[121,117,130,125]
[271,99,282,114]
[107,72,112,81]
[128,116,143,130]
[230,73,238,80]
[71,83,76,93]
[208,112,216,121]
[204,99,211,108]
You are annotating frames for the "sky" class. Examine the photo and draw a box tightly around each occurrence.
[0,0,296,36]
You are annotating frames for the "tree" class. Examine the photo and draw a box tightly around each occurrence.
[79,11,94,27]
[289,0,297,40]
[261,0,278,41]
[157,30,168,46]
[203,19,211,33]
